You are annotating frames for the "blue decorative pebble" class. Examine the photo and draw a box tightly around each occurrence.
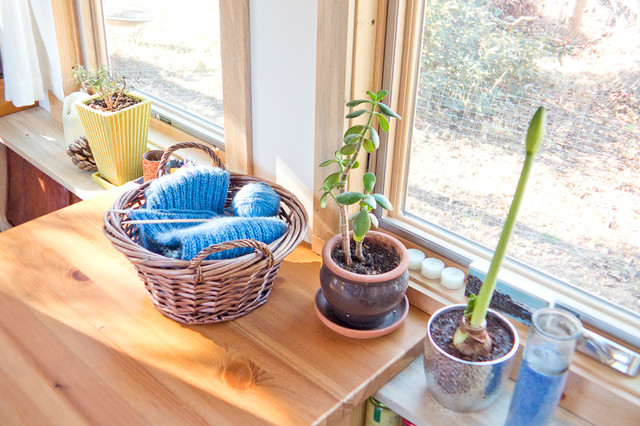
[232,182,281,217]
[505,357,568,425]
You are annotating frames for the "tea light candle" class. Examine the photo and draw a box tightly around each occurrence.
[421,257,445,279]
[441,267,465,290]
[408,249,426,270]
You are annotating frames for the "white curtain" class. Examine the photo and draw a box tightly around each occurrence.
[0,0,64,108]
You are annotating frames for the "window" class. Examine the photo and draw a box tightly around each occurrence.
[101,0,223,144]
[73,0,252,173]
[379,0,640,343]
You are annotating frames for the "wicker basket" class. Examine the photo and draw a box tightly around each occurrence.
[104,141,308,324]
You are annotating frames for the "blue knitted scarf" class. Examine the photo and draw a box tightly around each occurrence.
[144,166,230,213]
[127,208,218,252]
[135,166,287,261]
[154,216,288,260]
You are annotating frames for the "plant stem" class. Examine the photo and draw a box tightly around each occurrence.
[340,204,351,265]
[338,107,375,266]
[470,151,536,326]
[355,240,365,262]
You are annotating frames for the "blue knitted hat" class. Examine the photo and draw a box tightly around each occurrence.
[144,166,230,213]
[153,216,288,260]
[232,182,281,217]
[128,208,218,252]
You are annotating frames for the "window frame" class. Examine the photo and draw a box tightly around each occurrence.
[376,0,640,348]
[61,0,253,174]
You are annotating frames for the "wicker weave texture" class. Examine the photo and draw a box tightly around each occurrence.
[103,142,308,324]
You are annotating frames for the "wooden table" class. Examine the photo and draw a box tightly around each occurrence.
[0,190,427,425]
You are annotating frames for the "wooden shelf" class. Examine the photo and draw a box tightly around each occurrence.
[0,107,107,200]
[0,190,428,424]
[374,357,590,426]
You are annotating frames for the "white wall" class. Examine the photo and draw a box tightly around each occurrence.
[250,0,317,239]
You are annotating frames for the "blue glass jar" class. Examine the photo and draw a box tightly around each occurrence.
[506,308,582,425]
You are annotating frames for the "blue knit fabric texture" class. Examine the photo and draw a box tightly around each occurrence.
[144,166,230,213]
[154,216,288,260]
[232,182,281,217]
[127,208,217,253]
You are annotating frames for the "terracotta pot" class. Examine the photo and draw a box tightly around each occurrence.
[142,149,164,182]
[319,231,409,329]
[423,304,519,412]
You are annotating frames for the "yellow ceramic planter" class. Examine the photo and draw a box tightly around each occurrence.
[76,93,151,186]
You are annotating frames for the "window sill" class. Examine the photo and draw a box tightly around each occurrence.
[0,108,225,200]
[148,117,226,166]
[374,356,591,425]
[0,107,107,200]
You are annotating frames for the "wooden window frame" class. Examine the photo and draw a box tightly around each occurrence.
[312,0,389,253]
[50,0,252,174]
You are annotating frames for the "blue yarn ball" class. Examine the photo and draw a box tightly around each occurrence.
[154,216,288,260]
[232,182,281,217]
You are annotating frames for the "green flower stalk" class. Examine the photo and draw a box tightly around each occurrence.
[318,90,400,266]
[454,106,546,357]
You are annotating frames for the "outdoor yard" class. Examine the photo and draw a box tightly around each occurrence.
[407,0,640,313]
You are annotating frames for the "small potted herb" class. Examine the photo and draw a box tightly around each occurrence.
[423,106,547,412]
[317,90,409,330]
[73,65,151,186]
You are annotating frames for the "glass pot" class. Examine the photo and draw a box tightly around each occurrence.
[506,307,582,425]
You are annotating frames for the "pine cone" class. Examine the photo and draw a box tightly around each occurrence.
[67,136,98,172]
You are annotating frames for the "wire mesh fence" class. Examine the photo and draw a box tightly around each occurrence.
[406,75,640,313]
[413,76,634,161]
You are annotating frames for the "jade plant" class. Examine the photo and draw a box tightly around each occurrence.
[72,64,129,112]
[453,106,547,357]
[319,90,400,267]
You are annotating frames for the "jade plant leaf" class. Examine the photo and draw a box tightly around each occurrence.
[363,194,377,209]
[346,109,367,119]
[370,127,380,149]
[319,159,336,167]
[345,125,366,137]
[352,209,371,241]
[377,102,401,119]
[344,133,362,143]
[346,99,370,107]
[363,172,376,193]
[376,113,390,132]
[319,192,329,208]
[340,144,358,155]
[369,212,379,228]
[335,191,364,205]
[363,139,375,153]
[376,89,388,100]
[373,194,393,211]
[322,172,341,190]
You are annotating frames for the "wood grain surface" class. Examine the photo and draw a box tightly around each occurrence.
[0,190,427,425]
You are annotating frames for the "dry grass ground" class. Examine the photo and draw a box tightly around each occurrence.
[407,0,639,313]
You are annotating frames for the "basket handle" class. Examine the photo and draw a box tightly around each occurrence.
[189,239,275,281]
[157,141,226,178]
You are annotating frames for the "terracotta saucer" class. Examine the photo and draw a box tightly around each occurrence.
[314,289,409,339]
